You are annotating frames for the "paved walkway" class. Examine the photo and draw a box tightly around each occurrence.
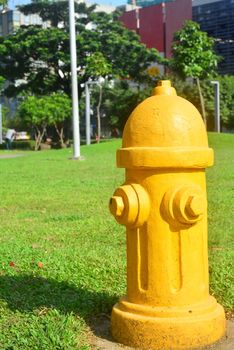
[0,154,24,159]
[90,317,234,350]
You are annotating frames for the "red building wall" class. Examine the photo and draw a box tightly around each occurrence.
[139,5,164,52]
[119,0,192,58]
[165,0,192,57]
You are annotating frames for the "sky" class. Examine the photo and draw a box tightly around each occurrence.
[8,0,126,9]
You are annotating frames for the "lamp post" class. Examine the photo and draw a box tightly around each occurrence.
[211,80,220,133]
[68,0,81,159]
[85,80,101,145]
[85,82,91,146]
[132,0,140,34]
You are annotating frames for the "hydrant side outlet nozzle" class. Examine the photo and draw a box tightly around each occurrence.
[109,80,226,350]
[109,184,150,228]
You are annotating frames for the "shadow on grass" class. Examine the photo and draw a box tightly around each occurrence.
[0,274,118,341]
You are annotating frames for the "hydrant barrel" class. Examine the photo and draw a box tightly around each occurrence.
[109,81,226,350]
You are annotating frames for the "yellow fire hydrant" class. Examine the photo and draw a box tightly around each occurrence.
[109,81,226,350]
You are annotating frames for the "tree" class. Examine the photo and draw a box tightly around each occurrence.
[213,76,234,130]
[171,20,220,127]
[97,80,150,132]
[85,52,112,142]
[0,26,70,96]
[45,93,72,147]
[171,75,234,131]
[0,1,161,98]
[18,95,48,150]
[0,0,7,8]
[17,93,71,150]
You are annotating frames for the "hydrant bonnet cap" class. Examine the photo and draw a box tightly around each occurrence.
[117,80,213,169]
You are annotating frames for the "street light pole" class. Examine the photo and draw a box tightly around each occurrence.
[85,80,101,145]
[211,80,221,133]
[85,82,91,146]
[68,0,81,158]
[132,0,140,34]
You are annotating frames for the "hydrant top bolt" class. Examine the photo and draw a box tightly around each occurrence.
[186,195,203,217]
[157,80,171,87]
[109,196,124,217]
[152,79,177,97]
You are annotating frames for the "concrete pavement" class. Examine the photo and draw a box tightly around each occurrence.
[90,316,234,350]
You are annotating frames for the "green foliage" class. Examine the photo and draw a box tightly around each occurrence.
[0,0,7,7]
[85,52,112,79]
[102,81,150,131]
[1,106,10,128]
[0,75,5,90]
[0,27,69,96]
[173,76,234,130]
[18,95,49,127]
[0,1,160,98]
[0,140,36,150]
[83,80,151,133]
[171,22,220,127]
[18,0,95,29]
[172,78,212,128]
[216,75,234,129]
[46,93,71,126]
[17,93,71,149]
[171,21,219,79]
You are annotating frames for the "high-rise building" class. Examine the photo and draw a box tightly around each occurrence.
[0,1,115,37]
[192,0,234,74]
[0,7,50,118]
[119,0,192,58]
[0,8,49,36]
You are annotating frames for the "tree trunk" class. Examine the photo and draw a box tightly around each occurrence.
[35,126,46,151]
[96,84,103,143]
[196,78,207,129]
[54,124,66,148]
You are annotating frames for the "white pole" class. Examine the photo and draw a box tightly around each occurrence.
[211,81,221,133]
[85,82,91,145]
[68,0,81,158]
[215,81,220,133]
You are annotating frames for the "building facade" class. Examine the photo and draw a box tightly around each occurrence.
[0,9,49,36]
[119,0,192,58]
[0,8,50,117]
[192,0,234,75]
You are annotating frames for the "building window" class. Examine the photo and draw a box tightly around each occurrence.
[24,16,30,25]
[7,11,13,21]
[13,11,20,21]
[8,22,13,33]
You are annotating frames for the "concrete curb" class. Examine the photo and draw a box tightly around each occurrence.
[89,316,234,350]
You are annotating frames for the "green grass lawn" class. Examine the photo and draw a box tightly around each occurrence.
[0,133,233,349]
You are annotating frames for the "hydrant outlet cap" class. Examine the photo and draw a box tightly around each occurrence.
[117,80,213,169]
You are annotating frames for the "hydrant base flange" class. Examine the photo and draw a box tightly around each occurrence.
[111,298,226,350]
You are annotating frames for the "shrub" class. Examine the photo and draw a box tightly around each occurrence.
[0,140,36,150]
